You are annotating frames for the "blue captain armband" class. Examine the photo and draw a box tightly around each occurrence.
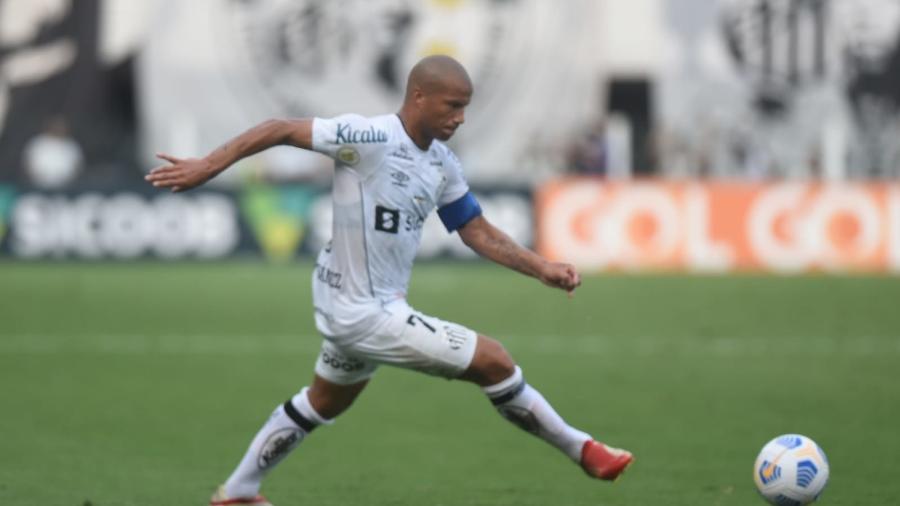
[438,192,482,232]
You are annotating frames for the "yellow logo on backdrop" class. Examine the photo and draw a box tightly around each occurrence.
[241,185,315,263]
[259,217,303,262]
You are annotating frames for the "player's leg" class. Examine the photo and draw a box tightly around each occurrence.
[362,301,632,480]
[459,334,633,480]
[305,373,369,419]
[212,341,374,504]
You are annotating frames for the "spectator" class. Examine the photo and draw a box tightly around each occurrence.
[567,120,608,175]
[24,117,83,189]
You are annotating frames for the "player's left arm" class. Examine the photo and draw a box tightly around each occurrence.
[458,215,581,294]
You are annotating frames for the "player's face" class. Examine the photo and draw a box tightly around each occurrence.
[420,80,472,141]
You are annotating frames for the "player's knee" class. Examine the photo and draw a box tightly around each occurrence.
[307,376,367,419]
[486,350,516,382]
[467,335,516,385]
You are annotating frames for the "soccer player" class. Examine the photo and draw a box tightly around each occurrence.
[146,55,633,506]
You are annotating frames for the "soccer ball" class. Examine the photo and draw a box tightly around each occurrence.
[754,434,829,505]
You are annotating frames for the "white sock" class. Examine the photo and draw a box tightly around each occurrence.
[483,366,592,462]
[223,387,332,498]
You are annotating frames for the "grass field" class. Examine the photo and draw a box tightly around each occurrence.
[1,261,899,506]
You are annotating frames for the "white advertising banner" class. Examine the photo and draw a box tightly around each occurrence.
[137,0,605,184]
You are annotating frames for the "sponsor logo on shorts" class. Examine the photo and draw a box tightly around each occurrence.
[321,351,366,372]
[445,326,469,351]
[257,428,303,469]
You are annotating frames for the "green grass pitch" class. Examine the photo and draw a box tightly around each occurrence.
[1,262,899,505]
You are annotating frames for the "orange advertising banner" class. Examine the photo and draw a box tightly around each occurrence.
[536,179,900,273]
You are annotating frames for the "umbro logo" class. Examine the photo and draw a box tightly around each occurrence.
[390,170,410,187]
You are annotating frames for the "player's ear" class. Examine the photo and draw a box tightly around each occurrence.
[413,87,427,107]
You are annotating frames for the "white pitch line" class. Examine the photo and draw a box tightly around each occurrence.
[0,334,898,357]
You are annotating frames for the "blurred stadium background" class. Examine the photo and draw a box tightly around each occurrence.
[1,1,899,505]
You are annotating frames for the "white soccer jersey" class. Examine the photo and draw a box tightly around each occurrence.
[310,113,480,343]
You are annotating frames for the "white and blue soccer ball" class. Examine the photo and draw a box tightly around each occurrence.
[754,434,829,506]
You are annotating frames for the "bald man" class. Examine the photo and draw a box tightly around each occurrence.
[147,55,632,506]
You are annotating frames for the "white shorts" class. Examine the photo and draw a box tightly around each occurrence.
[314,300,478,385]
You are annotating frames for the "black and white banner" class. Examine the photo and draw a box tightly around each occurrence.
[658,0,900,179]
[0,183,532,261]
[137,0,604,184]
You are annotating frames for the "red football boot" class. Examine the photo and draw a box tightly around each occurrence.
[209,485,273,506]
[580,440,634,481]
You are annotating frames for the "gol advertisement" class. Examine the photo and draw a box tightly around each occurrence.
[537,179,900,273]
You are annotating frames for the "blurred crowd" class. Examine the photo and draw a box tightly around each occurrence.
[3,0,900,190]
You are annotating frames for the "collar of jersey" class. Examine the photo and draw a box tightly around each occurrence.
[393,114,433,154]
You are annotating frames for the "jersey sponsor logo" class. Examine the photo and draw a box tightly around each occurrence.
[389,144,414,161]
[303,190,533,261]
[314,262,343,289]
[374,205,400,233]
[334,123,388,144]
[404,212,424,233]
[257,428,303,469]
[429,151,443,167]
[390,170,411,187]
[336,146,360,165]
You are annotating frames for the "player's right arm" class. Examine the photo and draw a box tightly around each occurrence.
[145,118,312,192]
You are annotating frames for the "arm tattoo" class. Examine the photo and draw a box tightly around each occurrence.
[479,226,540,278]
[210,142,230,158]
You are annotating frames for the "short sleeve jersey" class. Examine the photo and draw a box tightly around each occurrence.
[310,113,476,340]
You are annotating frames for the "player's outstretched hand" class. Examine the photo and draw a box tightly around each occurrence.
[145,153,215,192]
[539,262,582,295]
